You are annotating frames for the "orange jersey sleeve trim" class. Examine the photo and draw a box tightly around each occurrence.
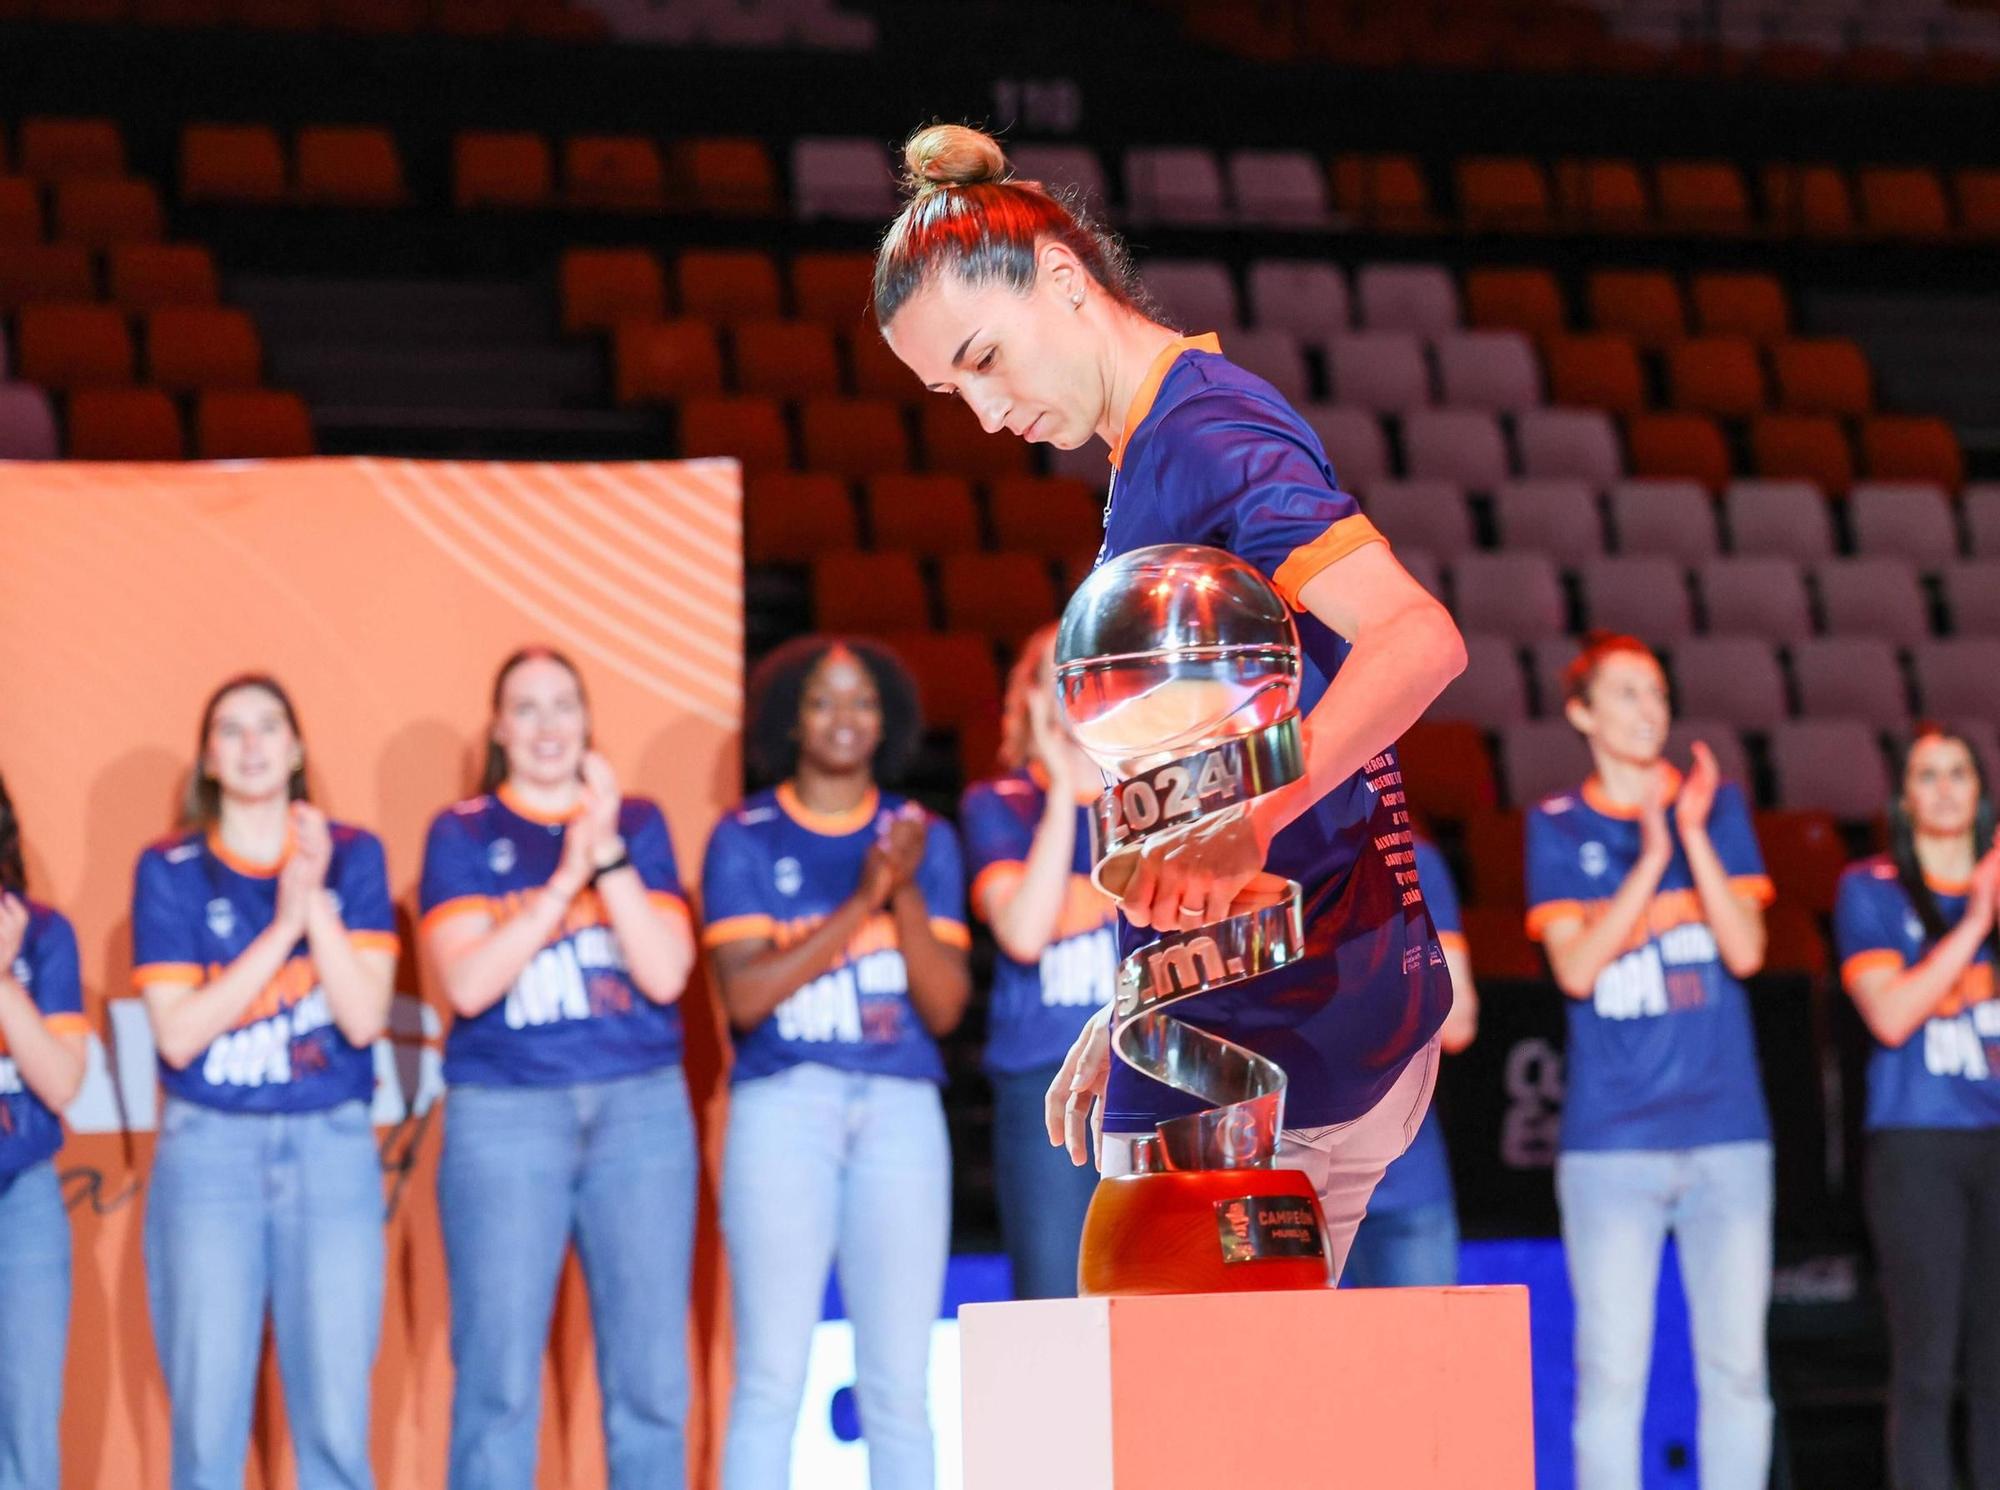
[1730,874,1777,907]
[419,896,494,937]
[133,961,204,990]
[648,890,693,925]
[1525,899,1587,942]
[349,930,401,957]
[1841,948,1905,991]
[43,1011,91,1039]
[1437,930,1470,956]
[929,917,973,950]
[968,861,1026,922]
[703,913,775,948]
[1270,513,1387,611]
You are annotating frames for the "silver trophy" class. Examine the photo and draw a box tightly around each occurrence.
[1055,543,1311,1182]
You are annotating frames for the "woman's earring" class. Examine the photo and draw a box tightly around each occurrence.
[1070,292,1083,309]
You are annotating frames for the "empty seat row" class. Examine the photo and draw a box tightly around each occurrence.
[561,247,874,333]
[456,133,781,215]
[1433,631,2000,729]
[0,382,313,460]
[1413,550,1996,644]
[0,241,219,309]
[808,550,1067,648]
[4,303,262,390]
[1363,476,1998,567]
[744,472,1102,567]
[676,395,1029,480]
[0,175,164,247]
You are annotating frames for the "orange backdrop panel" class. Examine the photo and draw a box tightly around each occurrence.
[0,457,743,1490]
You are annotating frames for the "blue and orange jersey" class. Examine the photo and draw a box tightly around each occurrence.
[960,766,1117,1076]
[133,824,398,1114]
[0,903,87,1179]
[1366,837,1466,1215]
[1095,332,1452,1133]
[700,784,968,1084]
[1835,856,2000,1131]
[1525,771,1774,1152]
[419,787,689,1088]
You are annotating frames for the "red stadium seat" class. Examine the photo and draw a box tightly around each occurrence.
[563,135,665,211]
[880,630,1002,738]
[811,550,929,636]
[1329,154,1435,232]
[1625,412,1732,492]
[1860,415,1963,490]
[180,123,287,204]
[1588,270,1686,348]
[792,251,877,326]
[453,131,553,209]
[1396,720,1497,822]
[1764,163,1856,238]
[16,304,135,389]
[1463,907,1545,981]
[939,552,1058,645]
[988,476,1104,563]
[0,243,97,309]
[53,178,164,247]
[678,396,790,474]
[612,320,724,405]
[677,250,782,325]
[66,387,184,460]
[17,117,125,181]
[672,138,779,217]
[800,397,910,477]
[1655,161,1752,235]
[1955,169,2000,240]
[1455,157,1552,233]
[1857,166,1951,240]
[742,473,856,566]
[845,328,918,400]
[1461,809,1526,908]
[1557,158,1652,232]
[295,126,405,206]
[1665,336,1766,417]
[1690,272,1790,342]
[107,244,220,310]
[1542,334,1646,415]
[194,389,314,458]
[1770,338,1873,417]
[0,177,42,244]
[730,320,841,399]
[145,306,263,391]
[1463,268,1566,339]
[865,475,980,557]
[1751,414,1854,494]
[558,248,665,334]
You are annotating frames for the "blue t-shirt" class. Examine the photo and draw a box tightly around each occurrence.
[701,784,968,1085]
[0,903,86,1179]
[1366,837,1464,1215]
[419,787,689,1088]
[1834,856,2000,1131]
[133,825,398,1113]
[960,768,1118,1076]
[1095,333,1452,1133]
[1525,773,1774,1153]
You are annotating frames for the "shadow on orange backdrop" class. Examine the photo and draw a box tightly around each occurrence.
[0,457,744,1490]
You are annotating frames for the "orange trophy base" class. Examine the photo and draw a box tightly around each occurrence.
[961,1286,1537,1490]
[1077,1168,1332,1296]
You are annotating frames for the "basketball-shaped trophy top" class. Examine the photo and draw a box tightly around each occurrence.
[1054,544,1303,777]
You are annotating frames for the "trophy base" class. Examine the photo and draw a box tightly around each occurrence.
[1077,1168,1333,1297]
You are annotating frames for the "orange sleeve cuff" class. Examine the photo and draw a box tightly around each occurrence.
[43,1011,91,1038]
[133,961,203,990]
[1731,874,1777,907]
[349,930,401,957]
[1437,930,1469,956]
[419,896,493,936]
[929,918,973,950]
[702,913,775,948]
[968,861,1026,923]
[1270,513,1387,611]
[1841,948,1904,991]
[1525,899,1587,942]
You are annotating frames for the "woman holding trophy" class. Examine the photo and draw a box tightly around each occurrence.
[875,124,1467,1278]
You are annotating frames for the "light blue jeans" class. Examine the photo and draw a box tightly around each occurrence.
[0,1161,69,1490]
[1342,1200,1460,1289]
[1557,1141,1774,1490]
[721,1063,950,1490]
[438,1064,698,1490]
[144,1098,385,1490]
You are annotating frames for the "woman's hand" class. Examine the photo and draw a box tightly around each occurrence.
[1675,740,1720,837]
[581,752,624,846]
[550,807,598,902]
[1968,831,2000,933]
[1028,687,1077,797]
[858,809,926,911]
[1111,802,1269,930]
[1638,763,1676,870]
[1044,1004,1112,1166]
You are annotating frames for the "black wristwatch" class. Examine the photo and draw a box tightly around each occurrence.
[590,850,633,885]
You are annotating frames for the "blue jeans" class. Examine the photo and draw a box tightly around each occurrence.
[990,1062,1096,1300]
[1342,1200,1460,1289]
[721,1064,950,1490]
[438,1064,698,1490]
[1557,1141,1774,1490]
[0,1162,69,1490]
[144,1098,385,1490]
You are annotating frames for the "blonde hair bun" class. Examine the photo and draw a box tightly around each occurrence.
[900,124,1009,198]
